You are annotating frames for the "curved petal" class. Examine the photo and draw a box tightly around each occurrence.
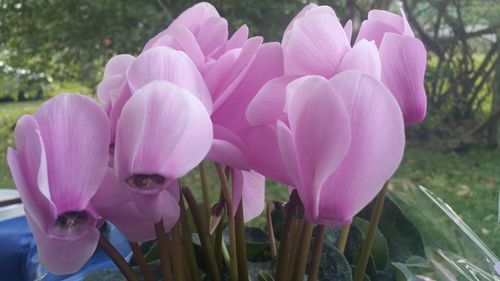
[93,169,179,240]
[211,42,284,132]
[344,20,353,44]
[318,70,405,225]
[129,188,180,224]
[203,48,241,100]
[34,94,110,213]
[171,2,220,34]
[356,19,400,47]
[196,17,228,57]
[144,24,205,68]
[284,3,318,33]
[8,115,55,231]
[246,75,299,126]
[283,14,350,77]
[126,46,212,113]
[207,125,250,170]
[103,54,135,78]
[240,124,294,186]
[115,80,213,181]
[231,169,265,222]
[400,8,415,38]
[284,76,351,219]
[225,24,249,51]
[27,212,99,275]
[379,33,427,125]
[367,10,404,33]
[336,39,381,79]
[97,75,124,104]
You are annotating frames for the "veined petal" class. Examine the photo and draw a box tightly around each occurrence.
[225,25,249,51]
[367,10,404,33]
[240,124,294,186]
[284,76,351,219]
[27,212,99,275]
[211,42,284,132]
[103,54,135,78]
[8,115,55,231]
[344,20,353,44]
[207,125,250,170]
[230,169,265,222]
[356,19,400,47]
[318,70,405,225]
[126,46,212,113]
[379,33,427,125]
[171,2,220,34]
[246,75,299,125]
[283,14,350,77]
[284,3,318,33]
[34,94,110,213]
[196,16,228,57]
[336,39,381,79]
[115,80,213,181]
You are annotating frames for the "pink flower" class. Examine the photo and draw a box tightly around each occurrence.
[246,71,405,225]
[283,4,427,126]
[113,80,213,223]
[7,94,110,274]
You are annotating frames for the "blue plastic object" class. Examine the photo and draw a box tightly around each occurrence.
[0,216,131,281]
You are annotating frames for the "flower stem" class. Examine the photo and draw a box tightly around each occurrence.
[98,235,139,281]
[129,242,154,281]
[170,221,187,281]
[307,225,325,281]
[337,224,350,254]
[179,194,201,281]
[353,182,389,281]
[265,202,278,258]
[275,211,294,281]
[0,198,21,207]
[215,163,238,281]
[182,186,221,281]
[154,220,173,281]
[235,202,249,281]
[291,222,314,281]
[199,161,211,230]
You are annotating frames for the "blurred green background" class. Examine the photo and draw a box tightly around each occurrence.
[1,0,500,255]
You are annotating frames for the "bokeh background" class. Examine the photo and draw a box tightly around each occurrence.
[1,0,500,253]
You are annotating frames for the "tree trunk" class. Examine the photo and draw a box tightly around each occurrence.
[487,29,500,148]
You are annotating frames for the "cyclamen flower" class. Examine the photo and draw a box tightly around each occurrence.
[283,4,427,126]
[7,94,110,274]
[246,71,405,225]
[113,80,213,224]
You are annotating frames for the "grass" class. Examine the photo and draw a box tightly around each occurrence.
[1,99,499,256]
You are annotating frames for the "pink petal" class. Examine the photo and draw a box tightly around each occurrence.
[93,169,179,241]
[225,25,249,51]
[144,24,205,68]
[195,16,228,57]
[129,185,180,224]
[344,20,353,44]
[97,75,124,104]
[246,75,299,126]
[8,116,55,231]
[209,37,263,110]
[240,124,294,186]
[231,169,265,222]
[115,80,213,182]
[203,48,241,100]
[211,42,284,132]
[27,211,99,275]
[34,94,110,213]
[317,70,405,225]
[171,2,220,34]
[356,19,400,47]
[379,33,427,125]
[126,46,212,113]
[367,10,404,33]
[207,125,250,170]
[283,14,350,77]
[283,76,351,219]
[284,3,318,33]
[103,54,135,78]
[400,8,415,37]
[336,39,381,79]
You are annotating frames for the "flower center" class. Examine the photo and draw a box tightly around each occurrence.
[53,211,93,237]
[126,174,167,190]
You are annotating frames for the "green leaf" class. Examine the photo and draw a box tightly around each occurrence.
[357,197,426,263]
[312,241,353,281]
[352,217,389,270]
[245,227,271,261]
[391,262,419,281]
[343,224,378,281]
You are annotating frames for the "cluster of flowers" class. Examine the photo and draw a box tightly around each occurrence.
[7,2,426,275]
